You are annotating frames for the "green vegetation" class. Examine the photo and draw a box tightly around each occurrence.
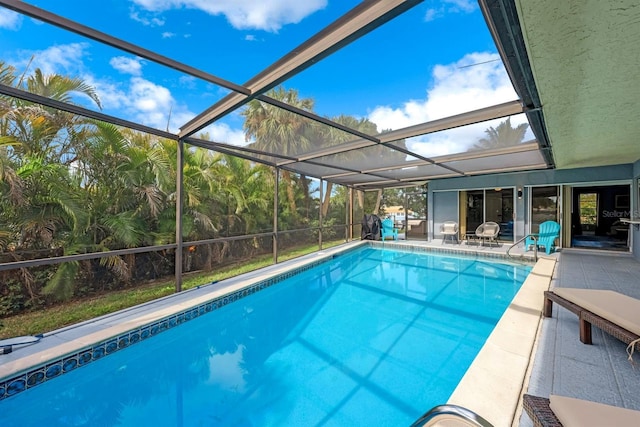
[579,193,598,226]
[470,116,529,150]
[0,63,365,318]
[0,63,421,337]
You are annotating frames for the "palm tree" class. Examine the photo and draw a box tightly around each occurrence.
[317,115,379,217]
[210,153,272,235]
[470,117,529,150]
[242,86,315,220]
[0,64,103,299]
[6,67,101,162]
[59,123,172,290]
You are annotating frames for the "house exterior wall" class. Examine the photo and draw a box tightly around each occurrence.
[428,165,632,192]
[433,191,458,240]
[632,161,640,260]
[427,164,635,251]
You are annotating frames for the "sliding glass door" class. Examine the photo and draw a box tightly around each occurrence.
[461,188,514,241]
[465,190,484,235]
[530,186,559,233]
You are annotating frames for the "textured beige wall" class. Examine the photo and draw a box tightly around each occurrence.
[516,0,640,168]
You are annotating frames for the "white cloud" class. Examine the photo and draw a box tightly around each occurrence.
[11,42,196,133]
[424,9,439,22]
[446,0,476,13]
[178,75,196,88]
[86,75,196,133]
[199,122,248,146]
[130,77,172,112]
[245,34,257,41]
[425,0,476,22]
[123,77,198,132]
[129,10,165,26]
[162,31,176,38]
[84,76,129,110]
[405,113,532,158]
[368,52,521,157]
[0,8,22,30]
[109,56,144,76]
[13,43,88,76]
[131,0,327,32]
[96,75,197,132]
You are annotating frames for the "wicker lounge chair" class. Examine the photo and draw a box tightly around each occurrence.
[441,221,459,244]
[475,221,500,247]
[543,288,640,354]
[523,394,640,427]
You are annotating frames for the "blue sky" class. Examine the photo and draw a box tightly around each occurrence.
[0,0,524,156]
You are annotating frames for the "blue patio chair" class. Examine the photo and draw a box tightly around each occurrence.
[380,218,398,241]
[526,220,560,254]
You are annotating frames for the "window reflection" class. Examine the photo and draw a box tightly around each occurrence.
[530,186,558,233]
[460,188,514,242]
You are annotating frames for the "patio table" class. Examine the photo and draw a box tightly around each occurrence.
[463,233,480,245]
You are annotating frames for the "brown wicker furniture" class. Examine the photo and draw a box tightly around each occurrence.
[523,394,640,427]
[543,289,640,353]
[522,395,562,427]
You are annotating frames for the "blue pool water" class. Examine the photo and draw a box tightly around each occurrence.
[0,246,531,426]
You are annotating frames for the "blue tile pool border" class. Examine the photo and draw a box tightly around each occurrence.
[0,246,365,401]
[0,241,532,401]
[369,240,534,263]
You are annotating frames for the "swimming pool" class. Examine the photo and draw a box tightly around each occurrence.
[0,245,532,426]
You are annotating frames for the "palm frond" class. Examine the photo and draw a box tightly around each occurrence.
[99,254,131,282]
[101,212,144,248]
[42,261,79,300]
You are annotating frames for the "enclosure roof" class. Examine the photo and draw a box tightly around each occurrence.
[3,1,630,189]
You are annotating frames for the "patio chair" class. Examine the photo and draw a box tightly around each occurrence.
[380,218,398,241]
[523,394,640,427]
[525,221,560,254]
[475,221,500,247]
[543,288,640,356]
[441,221,459,244]
[407,220,426,238]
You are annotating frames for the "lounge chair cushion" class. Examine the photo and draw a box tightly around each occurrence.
[553,288,640,336]
[549,394,640,427]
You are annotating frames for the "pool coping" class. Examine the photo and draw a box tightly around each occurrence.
[0,241,367,398]
[447,254,556,426]
[0,240,544,408]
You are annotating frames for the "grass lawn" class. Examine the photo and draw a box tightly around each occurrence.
[0,239,347,339]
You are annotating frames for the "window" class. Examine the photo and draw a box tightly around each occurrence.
[531,186,558,233]
[579,193,598,228]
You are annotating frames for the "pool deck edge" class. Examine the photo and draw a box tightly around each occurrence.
[0,241,365,381]
[447,256,556,427]
[1,239,543,410]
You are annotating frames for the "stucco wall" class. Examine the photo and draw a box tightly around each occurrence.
[432,191,458,241]
[428,164,632,192]
[427,164,634,250]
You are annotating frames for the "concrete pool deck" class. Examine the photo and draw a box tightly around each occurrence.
[4,238,636,426]
[387,241,640,426]
[519,249,640,426]
[0,239,544,419]
[448,252,554,426]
